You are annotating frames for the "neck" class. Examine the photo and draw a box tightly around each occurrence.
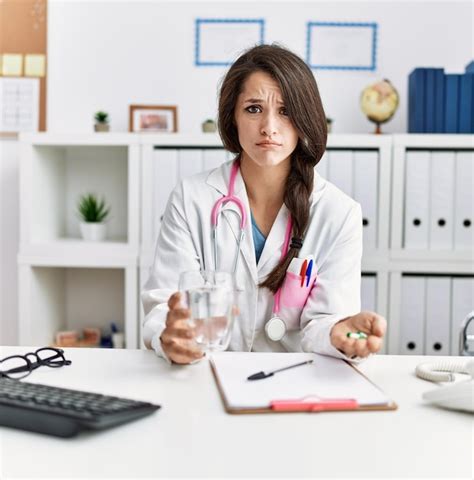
[239,153,290,209]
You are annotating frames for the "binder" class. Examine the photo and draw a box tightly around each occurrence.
[434,69,445,133]
[327,150,353,198]
[451,277,474,355]
[425,69,436,133]
[153,148,178,236]
[210,352,397,414]
[425,277,451,355]
[203,149,227,171]
[459,73,474,133]
[444,74,461,133]
[429,151,455,250]
[404,151,430,249]
[454,152,474,250]
[361,275,377,312]
[178,149,203,180]
[353,150,378,250]
[316,150,329,179]
[408,68,426,133]
[400,276,425,355]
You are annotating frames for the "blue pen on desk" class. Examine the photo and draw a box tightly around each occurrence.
[305,260,313,287]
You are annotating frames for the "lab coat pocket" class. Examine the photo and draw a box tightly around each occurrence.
[280,271,317,309]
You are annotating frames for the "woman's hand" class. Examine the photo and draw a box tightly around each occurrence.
[160,292,204,364]
[330,311,387,358]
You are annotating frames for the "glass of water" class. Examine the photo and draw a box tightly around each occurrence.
[178,270,235,353]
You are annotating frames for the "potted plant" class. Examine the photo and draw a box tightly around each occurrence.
[94,111,110,132]
[201,118,217,133]
[77,193,110,241]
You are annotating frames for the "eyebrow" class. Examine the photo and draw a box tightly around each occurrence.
[243,98,285,105]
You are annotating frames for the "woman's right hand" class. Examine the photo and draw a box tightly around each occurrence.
[160,292,204,364]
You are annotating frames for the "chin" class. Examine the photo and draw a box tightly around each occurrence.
[246,150,290,168]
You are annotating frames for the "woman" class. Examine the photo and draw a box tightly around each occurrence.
[142,44,387,364]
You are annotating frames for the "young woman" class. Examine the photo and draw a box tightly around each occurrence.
[142,44,387,364]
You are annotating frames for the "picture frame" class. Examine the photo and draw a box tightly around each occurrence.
[129,105,178,133]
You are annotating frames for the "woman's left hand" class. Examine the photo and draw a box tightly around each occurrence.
[330,311,387,358]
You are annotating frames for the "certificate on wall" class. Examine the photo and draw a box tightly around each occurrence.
[0,77,40,132]
[195,19,265,66]
[307,22,378,71]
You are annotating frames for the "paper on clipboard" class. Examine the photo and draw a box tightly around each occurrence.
[210,352,395,413]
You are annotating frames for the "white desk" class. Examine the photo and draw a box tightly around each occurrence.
[0,347,472,479]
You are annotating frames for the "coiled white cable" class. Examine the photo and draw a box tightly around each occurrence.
[415,359,474,383]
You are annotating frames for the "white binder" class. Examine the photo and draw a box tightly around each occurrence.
[153,149,178,239]
[429,151,455,250]
[425,277,451,355]
[203,149,227,171]
[178,149,203,180]
[354,151,378,251]
[400,276,425,355]
[327,150,353,197]
[316,150,329,179]
[451,277,474,355]
[404,151,430,249]
[361,275,377,312]
[454,152,474,250]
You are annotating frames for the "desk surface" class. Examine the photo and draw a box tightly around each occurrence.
[0,347,472,479]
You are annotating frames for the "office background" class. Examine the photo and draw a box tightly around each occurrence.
[0,0,473,349]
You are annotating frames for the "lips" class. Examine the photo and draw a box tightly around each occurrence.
[256,142,281,146]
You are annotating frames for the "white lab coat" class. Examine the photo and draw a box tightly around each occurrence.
[142,159,363,363]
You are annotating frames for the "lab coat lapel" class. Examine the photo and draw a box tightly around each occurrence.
[206,161,258,284]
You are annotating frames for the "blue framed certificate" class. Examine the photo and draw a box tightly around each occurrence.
[306,22,378,71]
[195,18,265,67]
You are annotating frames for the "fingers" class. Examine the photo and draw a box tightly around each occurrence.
[168,291,183,310]
[161,336,204,365]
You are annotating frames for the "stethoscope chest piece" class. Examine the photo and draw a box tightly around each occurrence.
[265,316,287,342]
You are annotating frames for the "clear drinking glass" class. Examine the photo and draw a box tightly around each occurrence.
[178,270,235,353]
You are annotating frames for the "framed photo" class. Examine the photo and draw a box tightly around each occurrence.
[129,105,178,133]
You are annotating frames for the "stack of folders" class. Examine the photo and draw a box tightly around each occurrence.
[210,353,397,414]
[408,60,474,133]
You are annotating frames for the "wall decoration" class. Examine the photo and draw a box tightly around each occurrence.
[129,105,178,133]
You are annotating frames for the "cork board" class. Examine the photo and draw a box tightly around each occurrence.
[0,0,47,131]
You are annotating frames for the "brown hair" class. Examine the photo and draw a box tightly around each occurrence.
[218,44,327,294]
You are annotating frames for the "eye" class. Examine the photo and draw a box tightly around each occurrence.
[280,107,289,116]
[245,105,262,114]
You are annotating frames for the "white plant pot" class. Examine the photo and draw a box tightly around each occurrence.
[79,222,107,242]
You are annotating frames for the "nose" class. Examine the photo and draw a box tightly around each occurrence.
[260,111,278,137]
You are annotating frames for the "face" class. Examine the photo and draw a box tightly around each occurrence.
[234,71,299,168]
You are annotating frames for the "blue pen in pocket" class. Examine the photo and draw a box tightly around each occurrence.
[305,260,313,287]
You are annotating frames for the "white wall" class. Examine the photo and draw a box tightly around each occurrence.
[47,0,473,134]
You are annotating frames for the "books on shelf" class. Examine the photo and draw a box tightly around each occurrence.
[408,61,474,133]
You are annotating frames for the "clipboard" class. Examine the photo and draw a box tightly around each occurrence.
[210,352,398,414]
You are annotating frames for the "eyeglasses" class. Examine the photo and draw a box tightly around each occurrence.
[0,347,72,380]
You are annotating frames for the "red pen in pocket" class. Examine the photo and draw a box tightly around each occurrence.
[299,260,308,287]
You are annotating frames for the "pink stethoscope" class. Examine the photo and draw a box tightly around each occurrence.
[210,159,293,342]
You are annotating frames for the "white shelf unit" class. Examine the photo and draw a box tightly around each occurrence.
[388,135,474,355]
[18,133,141,348]
[18,133,474,354]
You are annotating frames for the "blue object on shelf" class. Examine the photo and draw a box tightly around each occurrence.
[434,69,445,133]
[425,69,436,133]
[408,68,426,133]
[445,74,462,133]
[465,60,474,74]
[459,73,474,133]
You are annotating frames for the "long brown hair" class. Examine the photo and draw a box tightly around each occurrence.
[218,44,327,294]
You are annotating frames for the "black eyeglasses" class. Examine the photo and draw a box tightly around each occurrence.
[0,347,72,380]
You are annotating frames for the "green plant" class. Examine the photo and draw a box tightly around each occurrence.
[77,194,110,223]
[94,111,109,124]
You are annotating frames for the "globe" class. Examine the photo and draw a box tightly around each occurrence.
[360,79,399,134]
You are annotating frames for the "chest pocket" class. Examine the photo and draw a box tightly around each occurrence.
[279,257,317,330]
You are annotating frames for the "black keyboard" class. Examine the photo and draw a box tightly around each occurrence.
[0,377,161,438]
